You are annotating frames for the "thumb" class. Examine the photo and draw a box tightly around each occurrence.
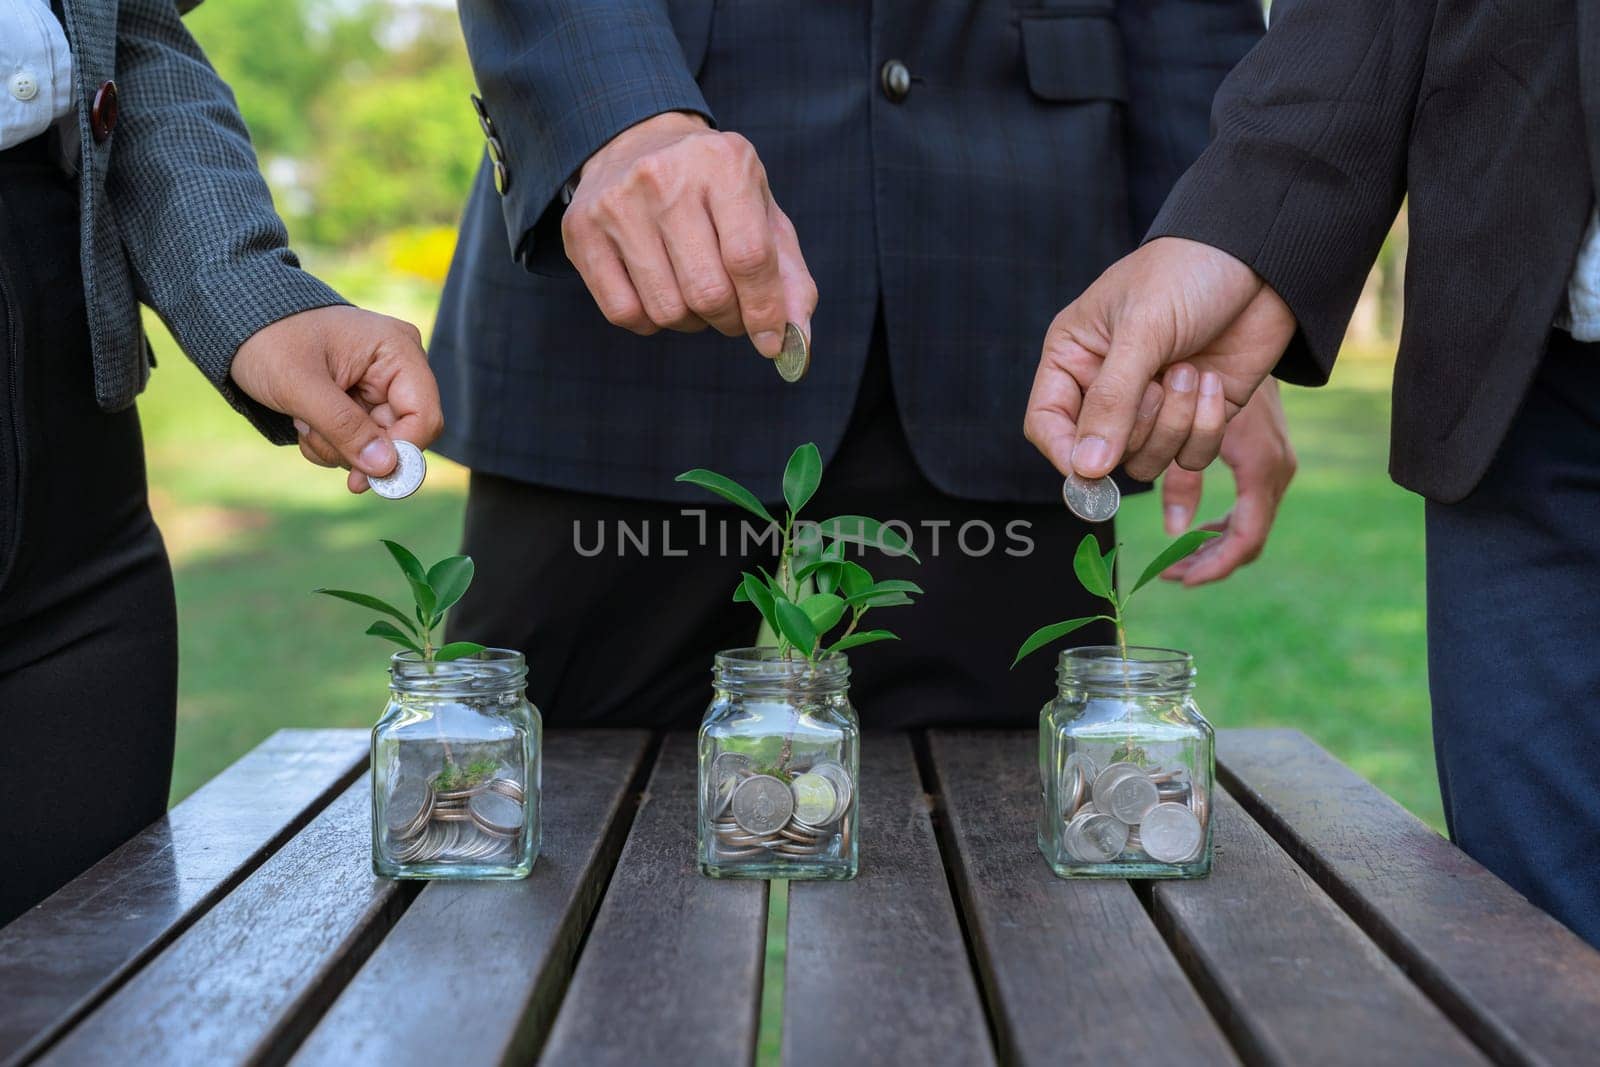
[1161,464,1203,536]
[293,378,398,477]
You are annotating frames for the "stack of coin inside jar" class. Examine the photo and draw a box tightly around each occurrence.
[1059,754,1207,865]
[384,770,527,865]
[704,751,854,862]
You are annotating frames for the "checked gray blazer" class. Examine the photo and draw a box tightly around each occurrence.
[53,0,344,441]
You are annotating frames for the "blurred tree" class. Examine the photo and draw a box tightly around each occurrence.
[187,0,480,251]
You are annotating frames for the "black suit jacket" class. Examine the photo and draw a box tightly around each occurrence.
[1150,0,1592,503]
[432,0,1262,503]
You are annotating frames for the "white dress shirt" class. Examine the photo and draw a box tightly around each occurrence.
[0,0,74,151]
[1560,208,1600,342]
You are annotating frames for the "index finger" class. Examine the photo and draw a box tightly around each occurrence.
[1072,326,1165,479]
[707,188,785,356]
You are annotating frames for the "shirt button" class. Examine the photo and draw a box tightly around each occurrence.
[880,60,911,103]
[10,72,40,103]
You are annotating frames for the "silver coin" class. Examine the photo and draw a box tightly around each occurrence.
[707,751,754,816]
[1063,810,1130,863]
[487,777,525,801]
[809,760,854,822]
[1189,780,1210,826]
[789,773,838,827]
[1061,472,1120,522]
[385,777,433,839]
[731,774,795,835]
[1091,763,1159,825]
[775,322,810,383]
[1062,752,1098,817]
[368,439,427,500]
[1141,802,1204,863]
[469,791,524,836]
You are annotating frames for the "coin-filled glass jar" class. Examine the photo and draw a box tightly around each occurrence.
[698,648,859,879]
[371,649,541,879]
[1039,646,1212,878]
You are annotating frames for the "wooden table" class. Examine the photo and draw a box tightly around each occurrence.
[4,728,1599,1066]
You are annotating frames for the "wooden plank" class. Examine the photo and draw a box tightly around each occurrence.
[36,775,405,1067]
[783,733,995,1067]
[1220,728,1600,1065]
[539,735,768,1067]
[927,730,1239,1067]
[1150,788,1488,1065]
[290,731,650,1066]
[0,728,367,1067]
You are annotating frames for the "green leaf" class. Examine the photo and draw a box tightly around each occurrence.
[732,581,751,603]
[434,641,486,662]
[366,621,423,654]
[1011,616,1102,668]
[1072,534,1113,600]
[829,629,899,653]
[1130,530,1223,596]
[790,521,825,573]
[799,592,847,634]
[868,579,923,596]
[408,576,437,625]
[1102,546,1119,585]
[675,469,776,525]
[313,589,418,636]
[425,556,474,620]
[844,589,915,608]
[773,598,819,657]
[381,540,426,585]
[816,516,920,563]
[782,443,823,517]
[837,561,874,599]
[741,572,779,633]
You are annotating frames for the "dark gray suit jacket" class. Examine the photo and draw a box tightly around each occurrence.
[59,0,343,442]
[1150,0,1592,503]
[434,0,1262,503]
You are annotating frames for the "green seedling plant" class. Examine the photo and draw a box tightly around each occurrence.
[314,540,485,663]
[315,541,490,787]
[1012,530,1219,667]
[676,443,923,661]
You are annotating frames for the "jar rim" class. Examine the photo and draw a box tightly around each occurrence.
[1059,646,1192,666]
[713,646,850,690]
[1056,645,1194,691]
[390,647,527,692]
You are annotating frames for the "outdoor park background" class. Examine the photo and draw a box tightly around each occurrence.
[157,0,1424,811]
[146,3,1419,1054]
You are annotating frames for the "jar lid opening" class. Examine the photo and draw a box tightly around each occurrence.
[390,647,528,692]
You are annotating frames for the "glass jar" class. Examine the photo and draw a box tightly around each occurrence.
[371,649,541,879]
[698,648,859,880]
[1039,646,1212,878]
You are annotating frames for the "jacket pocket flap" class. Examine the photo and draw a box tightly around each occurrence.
[1021,14,1127,103]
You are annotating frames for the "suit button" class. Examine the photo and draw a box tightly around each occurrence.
[486,136,505,165]
[90,81,118,143]
[880,60,911,102]
[471,93,497,138]
[492,160,510,196]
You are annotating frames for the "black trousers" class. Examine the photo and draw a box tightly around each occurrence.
[0,138,177,926]
[1425,331,1600,947]
[450,316,1115,729]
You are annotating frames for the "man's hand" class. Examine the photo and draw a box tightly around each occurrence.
[561,112,818,358]
[1157,379,1296,586]
[1024,237,1296,482]
[230,305,443,494]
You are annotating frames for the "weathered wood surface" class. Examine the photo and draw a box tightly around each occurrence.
[0,729,367,1067]
[292,731,650,1066]
[1220,728,1600,1065]
[1150,787,1489,1065]
[927,730,1239,1067]
[538,735,769,1067]
[783,733,994,1067]
[37,777,405,1067]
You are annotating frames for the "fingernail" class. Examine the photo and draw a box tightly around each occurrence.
[1172,365,1197,393]
[293,418,310,436]
[1165,506,1189,535]
[1072,436,1112,474]
[1201,372,1222,396]
[753,330,782,357]
[1138,389,1162,420]
[359,437,397,475]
